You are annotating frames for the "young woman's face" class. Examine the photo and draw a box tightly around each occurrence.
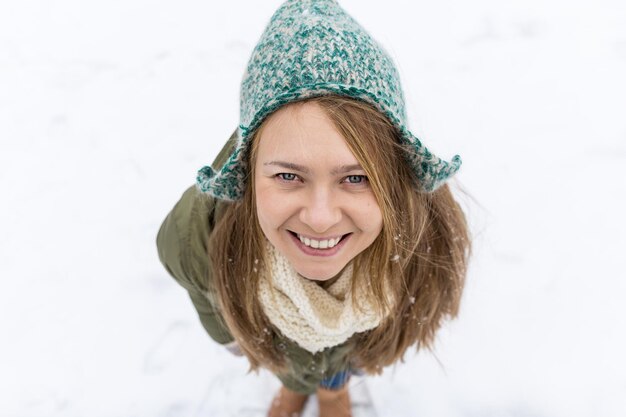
[254,101,383,281]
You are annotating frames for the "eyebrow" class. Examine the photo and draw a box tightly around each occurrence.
[263,161,364,175]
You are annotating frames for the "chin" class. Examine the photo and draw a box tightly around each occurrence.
[294,264,345,281]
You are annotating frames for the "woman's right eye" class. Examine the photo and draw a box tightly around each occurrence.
[276,173,298,181]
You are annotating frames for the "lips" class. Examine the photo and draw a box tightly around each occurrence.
[287,231,351,256]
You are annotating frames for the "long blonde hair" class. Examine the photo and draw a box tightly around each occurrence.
[206,95,471,374]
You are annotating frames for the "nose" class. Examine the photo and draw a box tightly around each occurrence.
[299,187,342,233]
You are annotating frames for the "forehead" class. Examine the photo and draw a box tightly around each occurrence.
[254,102,358,166]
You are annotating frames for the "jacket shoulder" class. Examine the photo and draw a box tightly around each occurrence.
[157,128,238,292]
[156,185,216,294]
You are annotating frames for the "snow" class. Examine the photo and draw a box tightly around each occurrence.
[1,0,625,416]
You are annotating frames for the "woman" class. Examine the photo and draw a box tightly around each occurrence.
[157,1,470,416]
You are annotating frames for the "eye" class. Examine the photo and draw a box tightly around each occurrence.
[344,175,368,184]
[276,173,299,182]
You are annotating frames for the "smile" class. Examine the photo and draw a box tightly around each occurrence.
[296,233,344,249]
[287,231,351,256]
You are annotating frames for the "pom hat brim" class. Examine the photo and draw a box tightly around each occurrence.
[196,86,462,201]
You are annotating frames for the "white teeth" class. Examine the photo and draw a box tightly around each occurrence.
[297,234,342,249]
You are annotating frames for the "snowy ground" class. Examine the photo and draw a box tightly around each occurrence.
[1,0,625,416]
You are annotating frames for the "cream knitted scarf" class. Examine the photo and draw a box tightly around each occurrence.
[258,243,387,353]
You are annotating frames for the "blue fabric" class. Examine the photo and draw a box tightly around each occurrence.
[319,370,351,390]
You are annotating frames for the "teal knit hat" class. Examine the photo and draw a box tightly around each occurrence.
[197,0,461,200]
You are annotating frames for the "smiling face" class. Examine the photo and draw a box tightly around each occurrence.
[253,101,383,281]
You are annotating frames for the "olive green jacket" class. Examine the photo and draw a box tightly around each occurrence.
[156,132,355,394]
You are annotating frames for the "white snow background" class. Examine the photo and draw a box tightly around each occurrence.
[1,0,625,416]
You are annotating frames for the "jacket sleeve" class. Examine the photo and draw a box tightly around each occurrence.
[156,185,235,345]
[156,130,238,343]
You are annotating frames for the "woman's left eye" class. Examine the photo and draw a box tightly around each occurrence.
[277,173,298,181]
[344,175,367,184]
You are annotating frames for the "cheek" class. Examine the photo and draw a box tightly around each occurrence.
[255,187,290,229]
[255,191,274,227]
[356,196,384,232]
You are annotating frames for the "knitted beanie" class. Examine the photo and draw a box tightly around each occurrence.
[197,0,462,200]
